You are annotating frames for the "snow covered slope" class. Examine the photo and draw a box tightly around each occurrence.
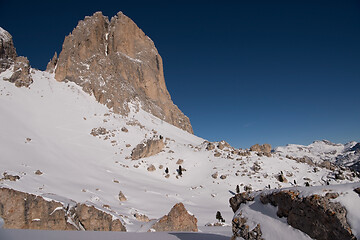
[0,68,359,237]
[275,140,360,171]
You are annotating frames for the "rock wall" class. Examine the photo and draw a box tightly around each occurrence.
[0,27,33,87]
[260,190,356,240]
[0,188,126,231]
[0,27,17,72]
[54,11,193,134]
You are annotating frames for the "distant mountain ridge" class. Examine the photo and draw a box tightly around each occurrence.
[275,140,360,171]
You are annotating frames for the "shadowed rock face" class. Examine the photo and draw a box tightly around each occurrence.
[0,27,17,72]
[151,202,198,232]
[54,11,193,134]
[0,188,126,231]
[0,27,33,87]
[260,190,356,240]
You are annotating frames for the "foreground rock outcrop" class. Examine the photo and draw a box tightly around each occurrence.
[151,202,198,232]
[230,192,263,240]
[0,188,126,231]
[0,27,33,87]
[131,137,165,160]
[260,190,356,240]
[54,11,193,133]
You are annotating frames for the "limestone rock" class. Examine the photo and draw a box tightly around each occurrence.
[131,138,164,160]
[147,164,156,172]
[3,56,33,87]
[206,142,215,150]
[250,144,271,154]
[1,172,20,181]
[134,213,150,222]
[54,11,193,133]
[118,191,127,201]
[218,140,230,150]
[0,28,33,87]
[0,27,17,73]
[0,187,126,231]
[45,52,58,73]
[73,204,125,231]
[176,159,184,164]
[151,202,197,232]
[90,127,108,136]
[214,152,221,157]
[211,172,218,179]
[229,192,254,213]
[260,190,356,240]
[232,213,263,240]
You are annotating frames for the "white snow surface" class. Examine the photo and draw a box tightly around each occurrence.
[0,69,359,238]
[0,228,231,240]
[0,27,12,42]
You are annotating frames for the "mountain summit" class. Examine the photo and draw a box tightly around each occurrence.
[52,11,193,133]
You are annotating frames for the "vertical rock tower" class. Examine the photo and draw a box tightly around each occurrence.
[0,27,33,87]
[54,12,193,133]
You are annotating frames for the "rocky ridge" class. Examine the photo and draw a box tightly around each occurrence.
[0,187,126,231]
[53,11,193,133]
[0,27,32,87]
[276,140,360,172]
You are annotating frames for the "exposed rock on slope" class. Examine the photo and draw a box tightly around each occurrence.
[250,143,272,157]
[4,56,33,87]
[0,188,126,231]
[230,188,357,240]
[151,202,198,232]
[54,11,193,133]
[131,137,165,160]
[260,190,356,240]
[0,27,33,87]
[46,52,58,73]
[229,192,262,240]
[0,27,17,72]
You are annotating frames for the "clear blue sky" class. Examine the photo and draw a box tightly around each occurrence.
[1,0,359,148]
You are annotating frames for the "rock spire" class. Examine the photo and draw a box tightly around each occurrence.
[54,11,193,133]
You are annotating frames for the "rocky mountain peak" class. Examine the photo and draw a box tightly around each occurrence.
[54,11,193,133]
